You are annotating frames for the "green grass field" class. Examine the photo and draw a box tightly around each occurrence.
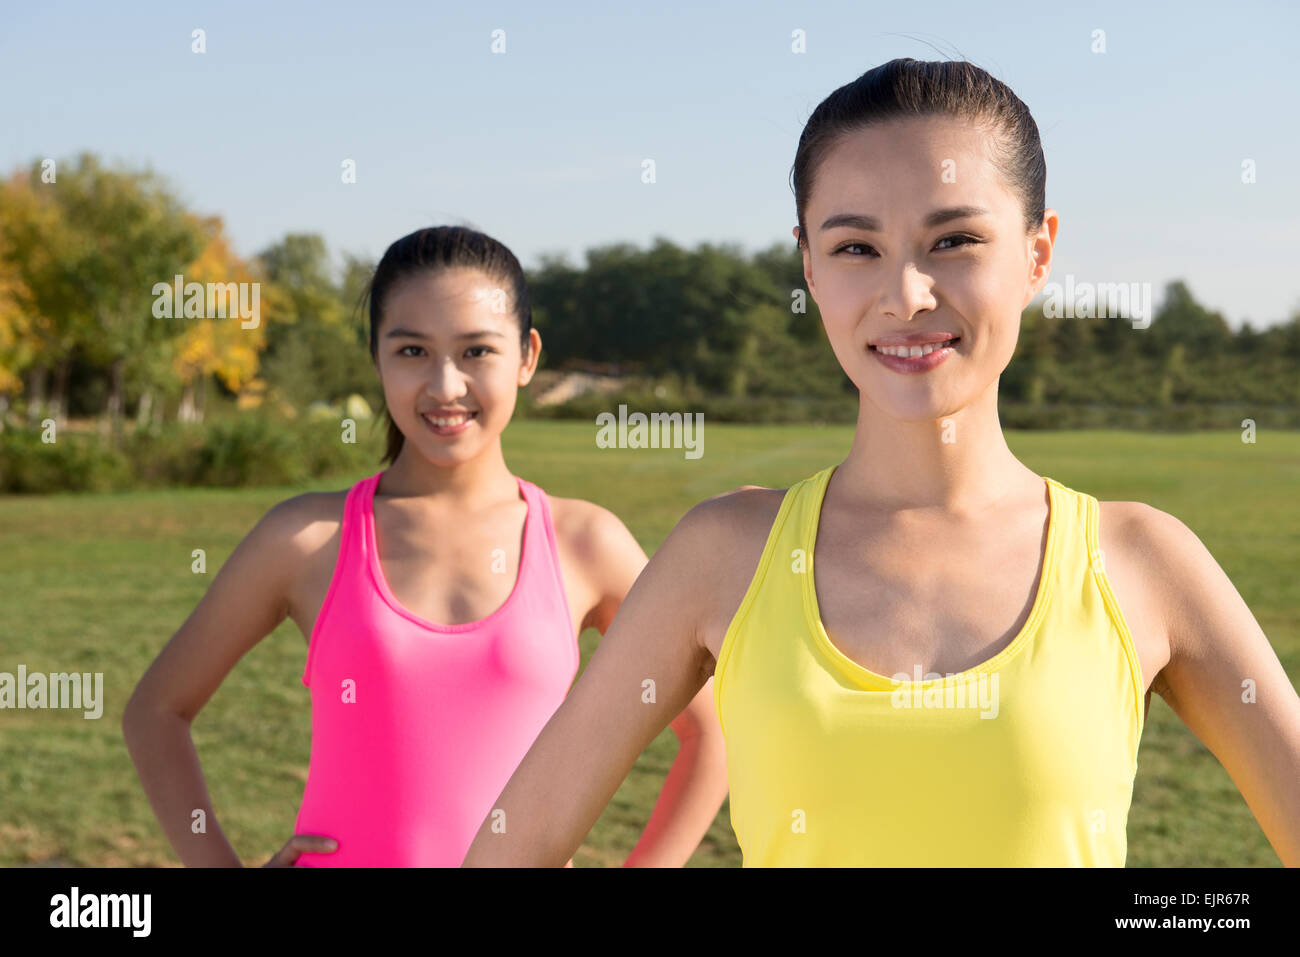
[1,422,1296,867]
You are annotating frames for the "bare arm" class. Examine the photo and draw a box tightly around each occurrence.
[620,678,729,867]
[463,498,726,866]
[120,495,324,867]
[1130,504,1300,865]
[567,501,729,867]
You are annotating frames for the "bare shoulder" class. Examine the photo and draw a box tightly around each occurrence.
[672,484,791,661]
[680,483,789,541]
[548,495,639,563]
[249,490,350,637]
[663,485,792,581]
[546,486,789,646]
[548,483,787,560]
[258,489,350,552]
[1096,499,1212,591]
[1097,499,1213,693]
[545,495,648,634]
[1097,499,1202,555]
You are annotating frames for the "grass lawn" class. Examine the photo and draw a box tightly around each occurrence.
[1,421,1295,866]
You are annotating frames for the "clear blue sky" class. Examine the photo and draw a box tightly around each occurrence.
[3,0,1297,327]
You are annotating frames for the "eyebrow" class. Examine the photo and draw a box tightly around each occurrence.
[384,328,508,340]
[819,205,991,233]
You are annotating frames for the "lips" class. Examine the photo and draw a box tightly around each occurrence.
[871,337,959,358]
[421,410,478,430]
[869,335,960,374]
[869,333,961,357]
[421,408,478,434]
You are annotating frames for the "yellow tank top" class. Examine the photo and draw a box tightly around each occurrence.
[713,464,1146,866]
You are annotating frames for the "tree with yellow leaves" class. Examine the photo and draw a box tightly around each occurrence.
[169,215,269,424]
[0,154,206,444]
[0,254,41,430]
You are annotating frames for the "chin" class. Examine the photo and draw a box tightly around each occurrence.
[415,443,483,467]
[873,401,953,423]
[862,385,965,423]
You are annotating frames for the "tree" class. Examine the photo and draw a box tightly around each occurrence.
[1147,280,1232,358]
[4,153,205,442]
[0,252,41,430]
[752,241,823,343]
[170,215,269,423]
[255,234,373,411]
[0,168,76,426]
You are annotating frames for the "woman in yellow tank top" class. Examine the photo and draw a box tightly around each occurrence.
[464,58,1300,867]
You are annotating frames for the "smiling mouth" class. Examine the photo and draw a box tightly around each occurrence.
[869,336,960,357]
[422,411,478,427]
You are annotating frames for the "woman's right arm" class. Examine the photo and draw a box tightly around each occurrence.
[461,492,744,867]
[121,495,321,867]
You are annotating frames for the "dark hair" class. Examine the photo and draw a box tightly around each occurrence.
[361,225,533,466]
[791,58,1046,246]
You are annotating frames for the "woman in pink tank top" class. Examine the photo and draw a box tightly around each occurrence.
[291,470,579,867]
[123,226,729,868]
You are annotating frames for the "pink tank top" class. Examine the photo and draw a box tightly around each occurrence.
[292,471,579,867]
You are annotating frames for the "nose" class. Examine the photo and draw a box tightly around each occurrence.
[879,260,938,322]
[424,357,470,403]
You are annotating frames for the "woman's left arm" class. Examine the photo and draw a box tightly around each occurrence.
[615,674,728,867]
[1133,504,1300,866]
[567,501,729,868]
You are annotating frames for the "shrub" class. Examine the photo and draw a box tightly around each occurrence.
[0,429,131,493]
[1,411,386,493]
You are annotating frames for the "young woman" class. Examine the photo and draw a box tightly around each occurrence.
[122,226,729,867]
[462,59,1300,867]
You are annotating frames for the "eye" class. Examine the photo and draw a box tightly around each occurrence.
[465,345,496,358]
[831,234,983,257]
[397,344,425,357]
[832,241,876,257]
[934,233,982,251]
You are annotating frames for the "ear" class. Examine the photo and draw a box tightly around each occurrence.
[517,328,542,386]
[1024,209,1059,307]
[794,225,816,298]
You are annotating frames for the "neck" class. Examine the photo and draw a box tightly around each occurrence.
[837,381,1038,514]
[380,438,517,503]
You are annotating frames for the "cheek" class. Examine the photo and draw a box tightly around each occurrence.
[972,277,1024,359]
[464,362,518,413]
[474,361,510,389]
[379,361,419,400]
[812,270,866,339]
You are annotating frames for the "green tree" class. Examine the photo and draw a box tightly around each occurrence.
[1147,280,1232,358]
[256,234,373,411]
[7,154,205,442]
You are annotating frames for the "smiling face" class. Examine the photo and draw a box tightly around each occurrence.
[373,267,540,466]
[798,114,1056,422]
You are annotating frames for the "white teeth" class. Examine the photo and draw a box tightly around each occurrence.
[876,340,955,357]
[425,413,472,427]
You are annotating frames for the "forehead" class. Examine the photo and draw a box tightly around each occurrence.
[809,115,1014,218]
[384,268,510,321]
